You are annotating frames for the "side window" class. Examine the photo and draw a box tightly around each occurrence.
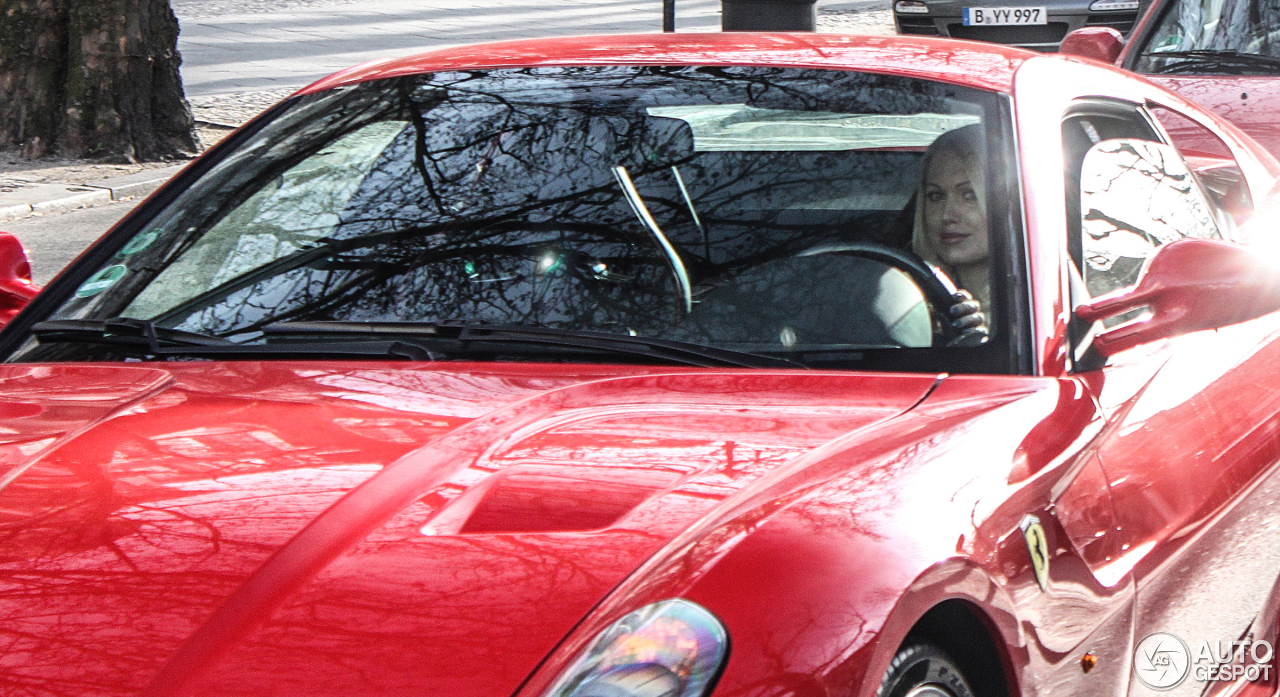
[1062,103,1163,272]
[1148,104,1253,230]
[1130,0,1280,73]
[1063,101,1223,365]
[1077,138,1221,300]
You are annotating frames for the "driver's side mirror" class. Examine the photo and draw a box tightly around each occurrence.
[1076,238,1280,356]
[1059,27,1125,64]
[0,233,39,326]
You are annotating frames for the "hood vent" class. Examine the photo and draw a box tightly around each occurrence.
[424,466,683,535]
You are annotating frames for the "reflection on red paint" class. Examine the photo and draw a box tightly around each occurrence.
[1147,76,1280,161]
[301,34,1033,97]
[0,364,948,696]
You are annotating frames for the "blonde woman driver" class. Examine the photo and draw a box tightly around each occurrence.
[913,124,990,346]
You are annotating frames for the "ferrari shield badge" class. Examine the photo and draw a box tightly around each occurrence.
[1021,514,1050,590]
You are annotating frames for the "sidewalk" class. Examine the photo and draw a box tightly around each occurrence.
[0,0,892,223]
[0,165,191,224]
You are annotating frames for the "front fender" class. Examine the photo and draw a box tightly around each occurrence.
[515,376,1095,697]
[674,507,1022,697]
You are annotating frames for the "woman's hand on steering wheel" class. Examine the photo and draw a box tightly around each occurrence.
[945,289,989,347]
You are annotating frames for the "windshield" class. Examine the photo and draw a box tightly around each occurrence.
[1135,0,1280,73]
[9,66,1014,371]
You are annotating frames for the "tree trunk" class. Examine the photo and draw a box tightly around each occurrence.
[0,0,198,161]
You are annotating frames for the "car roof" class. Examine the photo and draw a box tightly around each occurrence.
[298,33,1038,96]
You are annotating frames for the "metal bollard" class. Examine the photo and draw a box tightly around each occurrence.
[721,0,817,30]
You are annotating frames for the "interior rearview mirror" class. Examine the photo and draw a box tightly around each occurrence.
[1076,238,1280,356]
[0,233,39,326]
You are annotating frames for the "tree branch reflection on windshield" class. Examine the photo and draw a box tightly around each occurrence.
[21,66,1007,369]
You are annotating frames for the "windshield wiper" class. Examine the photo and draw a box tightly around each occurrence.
[263,321,804,369]
[33,318,237,350]
[32,318,792,366]
[1144,50,1280,75]
[31,318,435,361]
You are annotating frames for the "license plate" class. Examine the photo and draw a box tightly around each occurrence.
[961,6,1047,24]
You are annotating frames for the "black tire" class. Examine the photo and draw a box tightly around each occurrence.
[876,642,977,697]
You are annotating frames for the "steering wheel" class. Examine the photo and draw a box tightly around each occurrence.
[795,241,965,345]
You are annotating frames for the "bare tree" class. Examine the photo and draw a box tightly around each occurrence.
[0,0,199,161]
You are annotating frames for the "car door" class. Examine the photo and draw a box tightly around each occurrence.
[1064,98,1280,696]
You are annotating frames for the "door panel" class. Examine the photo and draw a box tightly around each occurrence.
[1095,318,1280,581]
[1087,315,1280,696]
[1055,453,1125,586]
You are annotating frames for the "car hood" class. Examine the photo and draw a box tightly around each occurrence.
[0,361,945,696]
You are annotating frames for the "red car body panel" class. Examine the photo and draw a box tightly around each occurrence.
[299,33,1034,96]
[512,373,1130,697]
[1143,76,1280,160]
[0,361,626,693]
[4,33,1280,697]
[0,362,944,695]
[1108,0,1280,160]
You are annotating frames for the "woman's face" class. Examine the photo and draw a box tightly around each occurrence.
[923,150,989,268]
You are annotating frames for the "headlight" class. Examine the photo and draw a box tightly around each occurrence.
[894,1,930,13]
[543,599,729,697]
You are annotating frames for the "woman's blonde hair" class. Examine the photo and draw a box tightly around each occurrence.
[911,123,989,307]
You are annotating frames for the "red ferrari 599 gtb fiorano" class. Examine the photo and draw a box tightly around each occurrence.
[1,32,1280,697]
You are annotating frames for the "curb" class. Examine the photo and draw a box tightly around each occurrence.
[0,164,188,224]
[817,0,890,10]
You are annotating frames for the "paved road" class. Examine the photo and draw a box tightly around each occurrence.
[3,202,135,286]
[175,0,726,96]
[173,0,889,97]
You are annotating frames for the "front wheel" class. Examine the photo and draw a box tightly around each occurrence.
[876,642,976,697]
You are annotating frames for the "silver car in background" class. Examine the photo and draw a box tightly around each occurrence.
[893,0,1145,50]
